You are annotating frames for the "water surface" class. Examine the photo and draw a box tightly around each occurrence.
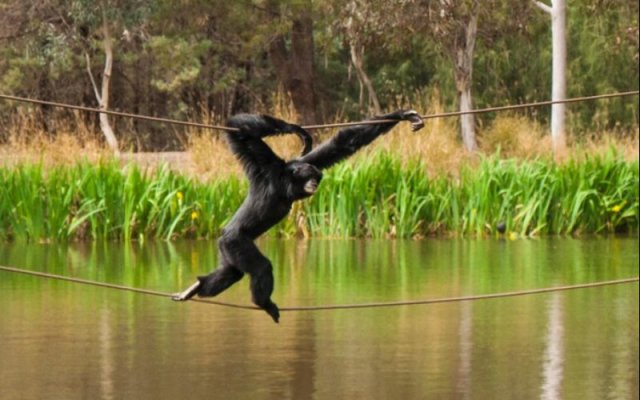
[0,237,638,399]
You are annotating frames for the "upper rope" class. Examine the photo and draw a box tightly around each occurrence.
[0,90,637,132]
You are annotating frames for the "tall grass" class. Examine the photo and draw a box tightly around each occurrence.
[297,151,639,238]
[0,161,245,242]
[0,150,637,242]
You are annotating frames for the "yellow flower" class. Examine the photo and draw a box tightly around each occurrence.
[611,204,622,213]
[176,191,184,201]
[191,211,199,221]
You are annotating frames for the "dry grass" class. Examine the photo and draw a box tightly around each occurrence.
[1,95,638,177]
[0,131,112,166]
[479,114,552,159]
[187,134,239,179]
[372,91,475,176]
[572,130,640,162]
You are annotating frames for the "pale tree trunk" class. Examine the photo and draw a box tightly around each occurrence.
[349,42,381,114]
[86,11,119,154]
[535,0,567,154]
[455,11,478,152]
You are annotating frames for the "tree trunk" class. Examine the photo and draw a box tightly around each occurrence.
[458,85,476,151]
[349,42,381,114]
[535,0,567,154]
[550,0,567,154]
[99,18,119,154]
[86,12,119,154]
[454,11,478,152]
[268,2,318,125]
[290,13,318,124]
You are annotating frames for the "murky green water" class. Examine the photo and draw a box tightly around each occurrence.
[0,237,638,400]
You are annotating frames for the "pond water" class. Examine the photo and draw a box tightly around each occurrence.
[0,237,638,400]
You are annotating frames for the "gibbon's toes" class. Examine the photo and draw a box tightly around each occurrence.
[264,302,281,323]
[171,281,201,302]
[171,293,188,301]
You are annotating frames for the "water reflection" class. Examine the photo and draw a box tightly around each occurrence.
[541,292,564,400]
[99,307,114,400]
[455,302,473,399]
[0,237,638,400]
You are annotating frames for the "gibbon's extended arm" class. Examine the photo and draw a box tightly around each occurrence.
[298,110,423,170]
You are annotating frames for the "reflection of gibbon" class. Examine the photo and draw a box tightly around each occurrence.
[173,111,424,323]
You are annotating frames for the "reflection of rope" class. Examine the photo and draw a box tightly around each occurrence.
[1,90,638,132]
[1,265,637,312]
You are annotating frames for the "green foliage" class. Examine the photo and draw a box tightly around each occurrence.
[0,153,637,242]
[146,36,212,92]
[0,161,245,241]
[298,152,639,238]
[1,0,637,146]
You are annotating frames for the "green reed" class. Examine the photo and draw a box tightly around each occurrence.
[0,151,637,242]
[0,161,245,242]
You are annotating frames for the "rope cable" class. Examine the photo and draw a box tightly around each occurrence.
[1,91,638,310]
[1,265,637,312]
[0,90,637,132]
[0,93,238,132]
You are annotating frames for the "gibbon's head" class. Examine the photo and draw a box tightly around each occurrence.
[285,161,323,199]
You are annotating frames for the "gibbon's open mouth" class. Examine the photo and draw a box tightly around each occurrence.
[304,180,318,194]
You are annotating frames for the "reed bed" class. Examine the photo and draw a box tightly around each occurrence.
[0,150,637,242]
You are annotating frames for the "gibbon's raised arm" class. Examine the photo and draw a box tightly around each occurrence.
[225,114,313,179]
[227,114,312,153]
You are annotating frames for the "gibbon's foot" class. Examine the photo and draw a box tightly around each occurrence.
[263,301,280,323]
[402,110,425,132]
[171,281,201,302]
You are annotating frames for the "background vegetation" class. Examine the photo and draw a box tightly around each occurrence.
[0,0,638,150]
[0,1,638,242]
[0,148,637,242]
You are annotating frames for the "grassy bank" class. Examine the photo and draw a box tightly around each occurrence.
[0,151,637,242]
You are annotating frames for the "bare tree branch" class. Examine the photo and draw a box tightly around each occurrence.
[85,53,102,104]
[534,1,552,14]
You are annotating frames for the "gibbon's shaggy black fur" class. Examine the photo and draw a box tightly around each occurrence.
[172,110,424,322]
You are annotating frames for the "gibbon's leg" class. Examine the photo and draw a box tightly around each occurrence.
[171,236,245,302]
[172,264,244,301]
[248,258,278,322]
[219,235,280,323]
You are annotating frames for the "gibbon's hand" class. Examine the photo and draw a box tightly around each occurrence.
[402,110,425,132]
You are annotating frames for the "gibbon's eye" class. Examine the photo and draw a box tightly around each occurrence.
[289,165,303,178]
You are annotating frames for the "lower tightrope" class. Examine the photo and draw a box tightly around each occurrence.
[0,265,637,312]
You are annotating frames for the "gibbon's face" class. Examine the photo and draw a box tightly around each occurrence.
[286,161,323,198]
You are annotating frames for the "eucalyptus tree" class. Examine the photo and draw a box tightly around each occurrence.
[266,0,319,124]
[413,0,532,152]
[335,0,386,114]
[0,0,151,152]
[534,0,567,154]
